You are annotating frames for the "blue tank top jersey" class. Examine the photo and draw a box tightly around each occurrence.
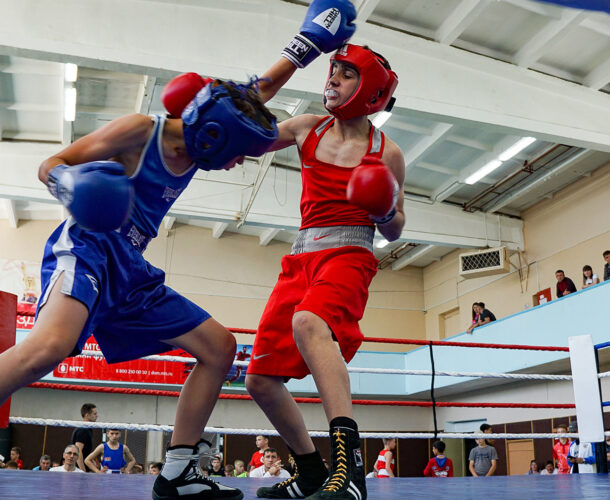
[103,443,126,472]
[127,115,197,238]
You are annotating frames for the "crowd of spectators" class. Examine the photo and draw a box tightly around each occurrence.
[466,302,496,334]
[555,250,610,299]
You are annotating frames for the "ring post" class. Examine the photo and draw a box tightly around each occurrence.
[568,334,606,473]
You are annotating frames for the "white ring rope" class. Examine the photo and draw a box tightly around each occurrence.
[77,351,572,382]
[9,417,610,440]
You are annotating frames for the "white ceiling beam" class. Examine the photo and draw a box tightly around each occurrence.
[0,140,524,250]
[212,222,229,239]
[415,162,458,176]
[4,199,18,228]
[164,216,176,231]
[431,136,521,202]
[502,0,562,18]
[580,16,610,37]
[290,98,311,116]
[392,244,435,271]
[435,0,491,45]
[583,57,610,90]
[404,123,453,172]
[136,75,157,114]
[355,0,381,22]
[2,0,609,150]
[513,9,587,68]
[387,119,434,136]
[259,228,280,246]
[446,134,493,152]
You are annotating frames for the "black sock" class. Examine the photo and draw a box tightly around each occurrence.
[329,416,358,433]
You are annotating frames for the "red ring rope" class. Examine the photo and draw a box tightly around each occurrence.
[228,328,569,352]
[27,382,574,409]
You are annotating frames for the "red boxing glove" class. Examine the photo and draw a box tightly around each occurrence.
[347,156,398,221]
[161,72,214,117]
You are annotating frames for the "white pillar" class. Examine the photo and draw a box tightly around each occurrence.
[568,335,605,443]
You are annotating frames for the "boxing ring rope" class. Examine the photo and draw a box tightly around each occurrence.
[24,381,576,409]
[76,351,574,381]
[12,324,607,449]
[10,416,609,441]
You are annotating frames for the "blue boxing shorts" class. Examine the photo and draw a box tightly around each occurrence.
[38,218,210,363]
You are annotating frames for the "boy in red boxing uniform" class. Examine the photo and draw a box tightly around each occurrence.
[247,43,404,500]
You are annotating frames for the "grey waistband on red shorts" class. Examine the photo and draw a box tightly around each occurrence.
[291,225,375,255]
[117,223,152,253]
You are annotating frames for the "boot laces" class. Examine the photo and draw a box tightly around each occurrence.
[322,430,348,492]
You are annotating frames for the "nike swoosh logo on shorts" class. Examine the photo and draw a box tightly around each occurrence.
[303,164,314,169]
[313,234,330,241]
[253,353,271,360]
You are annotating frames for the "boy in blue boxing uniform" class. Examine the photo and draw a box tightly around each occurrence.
[85,428,136,474]
[0,2,356,499]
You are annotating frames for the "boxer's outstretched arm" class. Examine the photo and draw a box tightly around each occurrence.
[38,114,151,183]
[257,58,298,104]
[266,114,323,152]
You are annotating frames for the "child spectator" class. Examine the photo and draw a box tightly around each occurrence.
[233,459,247,477]
[207,455,224,477]
[603,250,610,281]
[468,438,498,477]
[10,447,23,469]
[582,265,600,288]
[555,270,577,298]
[5,461,19,470]
[249,435,269,472]
[374,438,396,478]
[224,464,235,477]
[552,424,571,474]
[423,440,453,477]
[85,428,136,474]
[148,462,163,475]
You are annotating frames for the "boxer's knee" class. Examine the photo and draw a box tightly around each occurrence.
[292,311,332,350]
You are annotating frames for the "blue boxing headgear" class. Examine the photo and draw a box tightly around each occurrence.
[181,79,278,170]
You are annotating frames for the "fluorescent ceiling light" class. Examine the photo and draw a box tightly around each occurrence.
[498,137,536,162]
[372,111,391,128]
[465,159,502,185]
[64,63,78,83]
[64,87,77,122]
[375,239,390,249]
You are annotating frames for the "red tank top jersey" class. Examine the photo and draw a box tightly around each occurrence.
[375,449,395,477]
[299,116,385,230]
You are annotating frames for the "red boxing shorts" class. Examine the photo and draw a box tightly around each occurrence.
[247,246,378,379]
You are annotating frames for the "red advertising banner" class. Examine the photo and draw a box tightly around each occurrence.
[52,337,192,386]
[49,338,252,387]
[0,291,17,427]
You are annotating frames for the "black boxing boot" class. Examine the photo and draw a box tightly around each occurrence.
[152,439,243,500]
[256,449,328,498]
[304,417,366,500]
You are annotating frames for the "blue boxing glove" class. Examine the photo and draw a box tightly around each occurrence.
[47,161,134,232]
[282,0,357,68]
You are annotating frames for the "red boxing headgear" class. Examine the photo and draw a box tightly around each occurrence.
[325,44,398,121]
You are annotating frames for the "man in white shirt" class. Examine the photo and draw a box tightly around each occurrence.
[249,448,291,479]
[50,444,85,473]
